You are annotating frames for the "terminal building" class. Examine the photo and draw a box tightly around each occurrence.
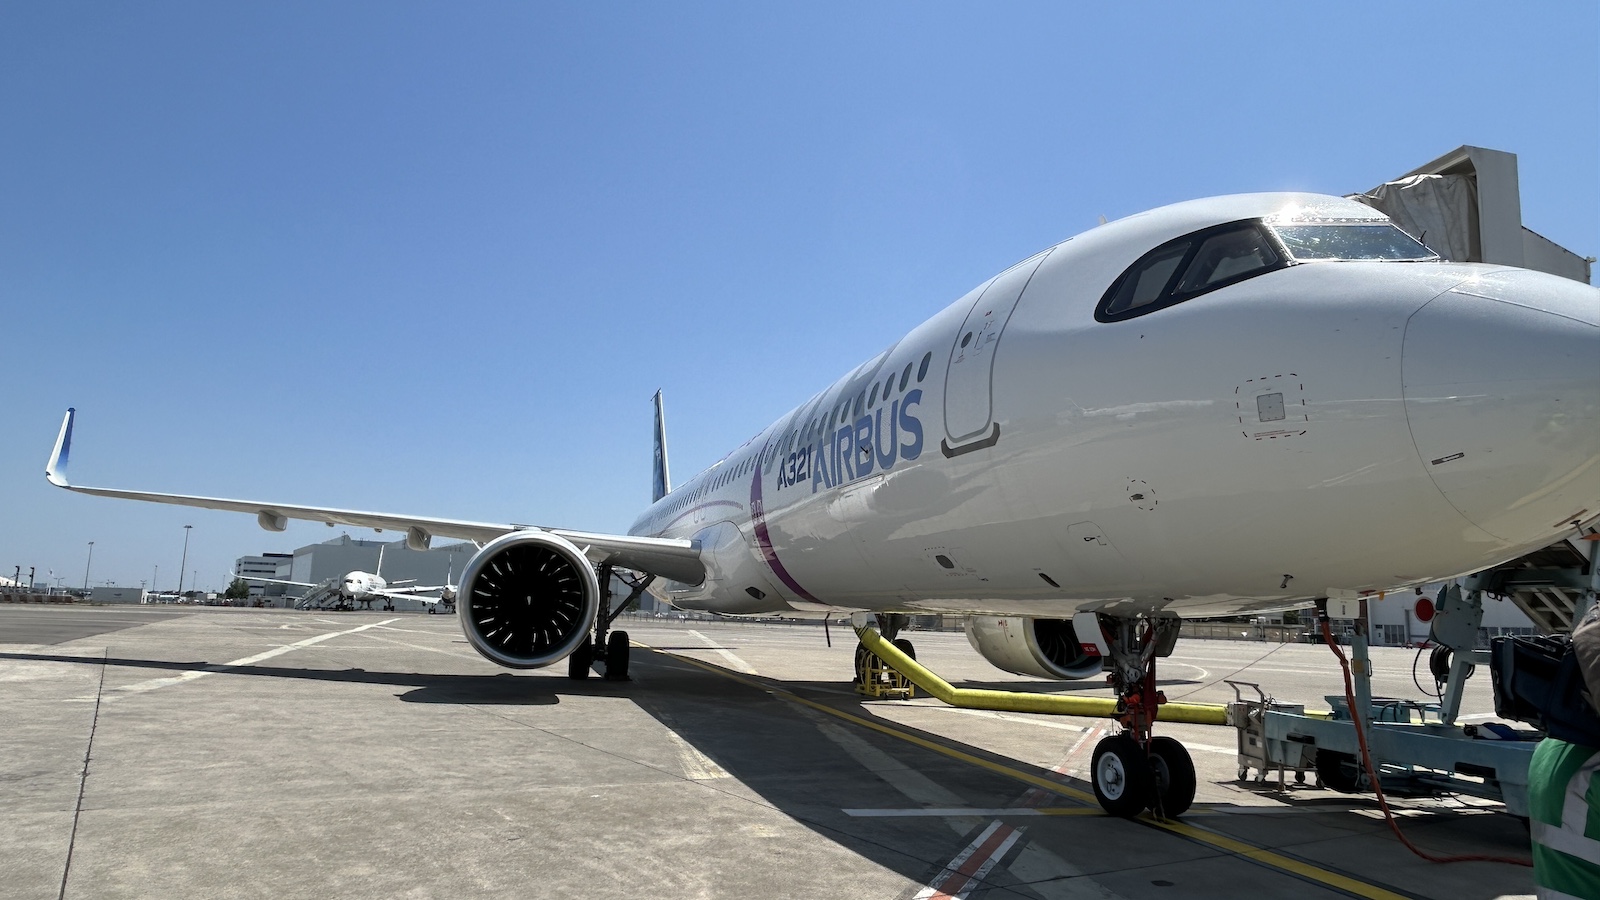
[234,552,293,598]
[234,535,472,611]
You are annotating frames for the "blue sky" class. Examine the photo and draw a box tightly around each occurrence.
[2,2,1595,592]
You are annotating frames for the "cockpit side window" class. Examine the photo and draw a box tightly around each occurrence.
[1175,227,1281,294]
[1102,242,1191,317]
[1095,220,1286,323]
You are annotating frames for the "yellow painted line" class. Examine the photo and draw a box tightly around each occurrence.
[1154,819,1410,900]
[644,643,1414,900]
[656,647,1102,804]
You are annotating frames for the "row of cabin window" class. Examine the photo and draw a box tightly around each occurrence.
[767,349,935,469]
[673,448,759,507]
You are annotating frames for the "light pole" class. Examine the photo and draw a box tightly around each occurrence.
[82,541,95,593]
[177,525,192,598]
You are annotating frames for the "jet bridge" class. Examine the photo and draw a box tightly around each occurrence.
[1350,144,1593,284]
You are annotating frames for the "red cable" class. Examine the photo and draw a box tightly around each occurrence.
[1319,616,1533,867]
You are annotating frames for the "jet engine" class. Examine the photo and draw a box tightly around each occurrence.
[456,531,600,669]
[965,615,1105,680]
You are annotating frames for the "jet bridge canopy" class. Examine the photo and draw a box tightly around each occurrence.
[1350,145,1593,284]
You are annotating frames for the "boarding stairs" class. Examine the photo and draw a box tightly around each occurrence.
[293,579,344,611]
[1477,536,1598,634]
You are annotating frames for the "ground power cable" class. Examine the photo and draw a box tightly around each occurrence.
[1318,616,1533,868]
[1166,637,1296,701]
[58,650,109,900]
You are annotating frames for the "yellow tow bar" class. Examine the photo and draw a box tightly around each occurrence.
[854,625,1229,727]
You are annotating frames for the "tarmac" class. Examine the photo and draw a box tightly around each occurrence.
[0,605,1538,899]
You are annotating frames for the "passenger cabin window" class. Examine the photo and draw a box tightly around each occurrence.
[1096,220,1286,323]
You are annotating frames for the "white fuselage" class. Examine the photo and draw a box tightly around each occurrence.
[629,193,1600,622]
[340,572,386,601]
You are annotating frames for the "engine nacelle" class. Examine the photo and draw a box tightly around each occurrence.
[457,531,600,669]
[965,615,1105,680]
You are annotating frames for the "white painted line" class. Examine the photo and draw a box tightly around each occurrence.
[914,820,1024,900]
[913,705,1099,732]
[349,631,483,661]
[1174,741,1236,756]
[905,706,1237,755]
[686,629,758,674]
[101,618,401,699]
[666,730,729,780]
[802,711,967,811]
[844,808,1047,818]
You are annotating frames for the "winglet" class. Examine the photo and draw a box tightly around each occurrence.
[46,408,75,487]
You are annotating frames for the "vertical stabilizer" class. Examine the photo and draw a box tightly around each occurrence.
[652,390,672,503]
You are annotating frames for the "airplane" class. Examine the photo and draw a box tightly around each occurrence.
[231,549,457,612]
[44,191,1600,818]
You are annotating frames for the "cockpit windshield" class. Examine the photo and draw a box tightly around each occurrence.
[1269,224,1438,261]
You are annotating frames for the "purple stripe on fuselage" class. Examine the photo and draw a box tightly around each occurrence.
[750,443,818,603]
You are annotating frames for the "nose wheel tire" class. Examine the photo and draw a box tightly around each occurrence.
[1146,736,1196,817]
[1091,735,1152,818]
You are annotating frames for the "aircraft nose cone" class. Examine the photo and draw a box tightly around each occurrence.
[1403,270,1600,543]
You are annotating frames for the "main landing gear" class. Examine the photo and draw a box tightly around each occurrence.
[1090,614,1197,818]
[567,564,655,683]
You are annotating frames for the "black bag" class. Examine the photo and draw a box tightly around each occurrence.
[1490,633,1600,747]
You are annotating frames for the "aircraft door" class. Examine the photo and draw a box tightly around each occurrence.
[942,251,1050,455]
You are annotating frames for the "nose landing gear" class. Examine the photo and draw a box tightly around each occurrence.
[1089,614,1197,818]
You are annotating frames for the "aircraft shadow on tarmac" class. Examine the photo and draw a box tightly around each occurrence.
[601,647,1535,900]
[0,650,634,707]
[0,646,1531,897]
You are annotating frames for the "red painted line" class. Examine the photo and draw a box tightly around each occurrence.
[930,823,1015,899]
[1018,722,1104,808]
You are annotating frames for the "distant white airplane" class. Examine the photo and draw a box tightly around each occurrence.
[232,547,457,611]
[45,192,1600,817]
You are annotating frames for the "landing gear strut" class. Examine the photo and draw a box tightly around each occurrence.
[854,614,918,697]
[1090,614,1196,818]
[567,563,655,682]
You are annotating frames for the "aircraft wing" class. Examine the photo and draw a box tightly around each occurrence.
[376,583,450,595]
[372,589,447,605]
[46,409,706,585]
[229,570,319,589]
